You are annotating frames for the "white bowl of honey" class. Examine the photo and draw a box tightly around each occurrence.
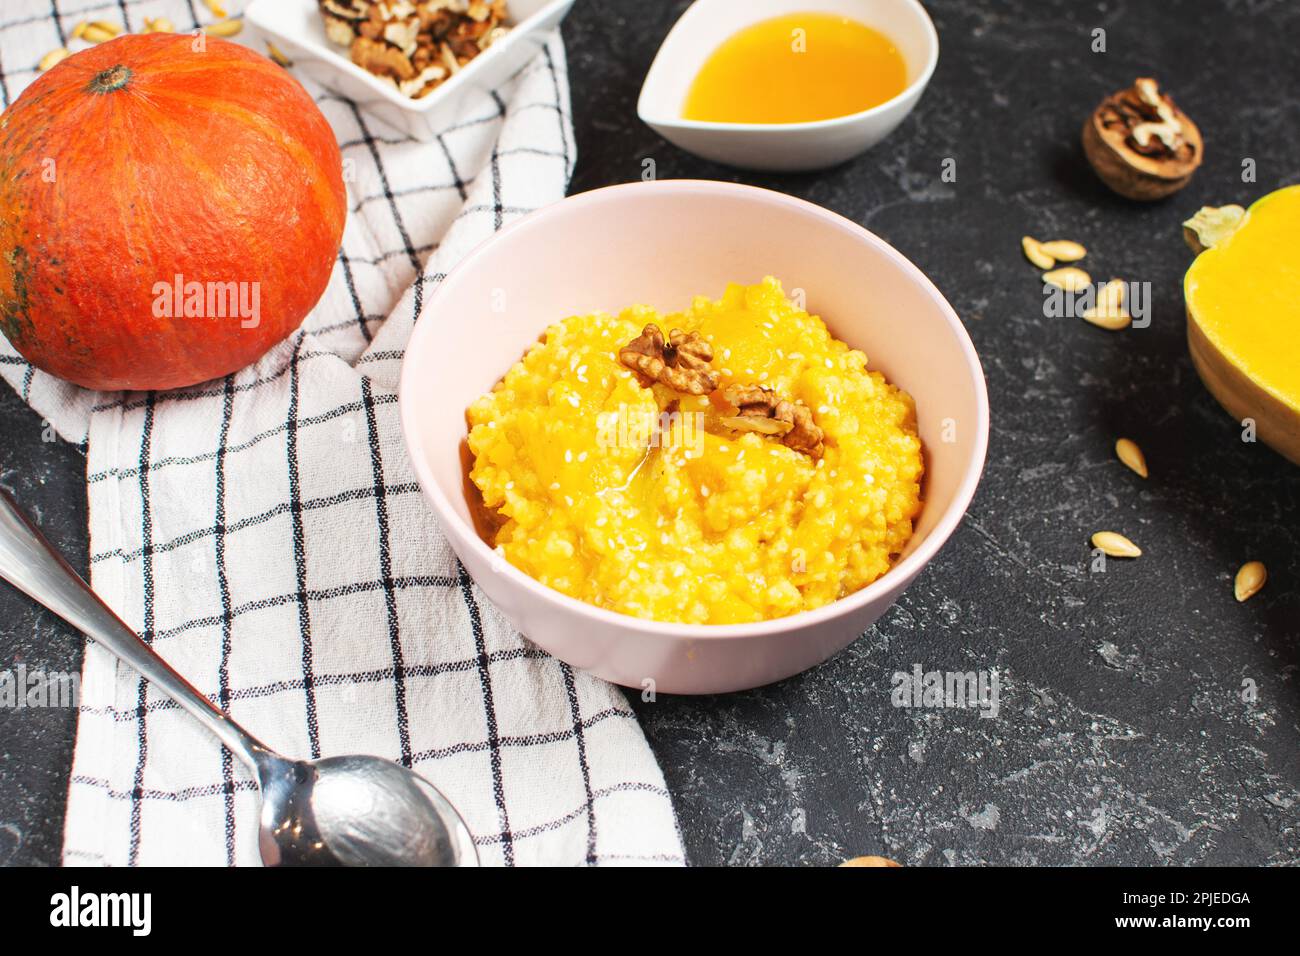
[637,0,939,172]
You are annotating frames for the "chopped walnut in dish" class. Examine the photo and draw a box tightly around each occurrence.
[319,0,510,100]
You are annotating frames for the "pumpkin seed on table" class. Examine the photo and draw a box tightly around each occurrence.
[1099,278,1126,308]
[839,856,901,867]
[1082,308,1131,330]
[205,19,244,37]
[1234,561,1267,602]
[1114,438,1148,478]
[88,20,122,36]
[70,20,88,40]
[203,0,230,17]
[38,48,71,71]
[1082,278,1131,330]
[144,17,176,33]
[1091,531,1142,558]
[1022,236,1056,269]
[1039,239,1088,262]
[1043,266,1092,292]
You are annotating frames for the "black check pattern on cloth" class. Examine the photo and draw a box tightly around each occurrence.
[0,0,684,866]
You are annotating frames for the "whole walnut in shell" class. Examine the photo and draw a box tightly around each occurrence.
[1082,77,1202,201]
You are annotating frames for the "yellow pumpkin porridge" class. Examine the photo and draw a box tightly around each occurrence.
[465,278,923,625]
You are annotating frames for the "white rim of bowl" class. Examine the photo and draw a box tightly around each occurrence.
[399,180,990,640]
[635,0,940,133]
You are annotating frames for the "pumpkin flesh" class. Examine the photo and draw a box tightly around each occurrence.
[1185,185,1300,463]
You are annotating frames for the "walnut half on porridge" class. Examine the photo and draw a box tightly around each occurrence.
[319,0,511,99]
[723,384,825,459]
[618,324,720,395]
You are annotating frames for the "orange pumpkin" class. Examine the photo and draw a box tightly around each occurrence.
[0,34,347,391]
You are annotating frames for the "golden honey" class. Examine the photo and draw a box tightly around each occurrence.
[683,13,908,124]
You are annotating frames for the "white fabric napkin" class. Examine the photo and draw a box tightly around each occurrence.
[0,0,683,866]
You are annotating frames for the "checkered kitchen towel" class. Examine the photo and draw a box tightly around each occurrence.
[0,0,683,866]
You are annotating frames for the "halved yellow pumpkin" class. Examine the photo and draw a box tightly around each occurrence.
[1184,185,1300,465]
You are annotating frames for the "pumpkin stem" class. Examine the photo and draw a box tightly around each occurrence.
[1183,205,1247,256]
[87,66,132,94]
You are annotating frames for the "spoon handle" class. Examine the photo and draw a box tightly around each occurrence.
[0,489,267,771]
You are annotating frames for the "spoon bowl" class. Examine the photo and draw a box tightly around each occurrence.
[0,489,478,867]
[257,753,478,867]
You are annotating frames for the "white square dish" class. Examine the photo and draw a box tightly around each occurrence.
[245,0,575,142]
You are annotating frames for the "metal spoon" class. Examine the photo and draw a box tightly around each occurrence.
[0,490,477,867]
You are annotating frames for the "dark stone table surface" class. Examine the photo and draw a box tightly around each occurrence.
[2,0,1297,866]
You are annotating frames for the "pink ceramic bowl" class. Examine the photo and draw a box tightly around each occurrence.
[400,181,988,694]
